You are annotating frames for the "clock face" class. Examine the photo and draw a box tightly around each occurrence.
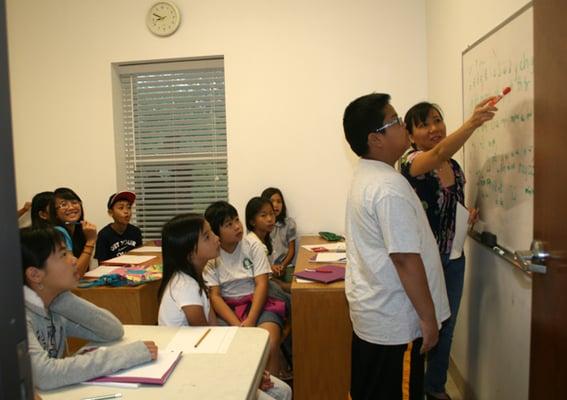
[146,2,181,37]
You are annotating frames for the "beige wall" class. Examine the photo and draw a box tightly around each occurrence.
[7,0,427,234]
[426,1,532,399]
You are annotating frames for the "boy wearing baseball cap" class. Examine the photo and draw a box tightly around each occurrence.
[95,191,143,262]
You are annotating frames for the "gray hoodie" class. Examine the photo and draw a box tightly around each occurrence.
[24,286,152,390]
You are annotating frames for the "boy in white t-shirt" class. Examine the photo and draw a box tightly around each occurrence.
[203,201,287,377]
[342,93,451,400]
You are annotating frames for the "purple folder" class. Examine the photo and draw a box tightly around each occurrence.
[294,265,345,284]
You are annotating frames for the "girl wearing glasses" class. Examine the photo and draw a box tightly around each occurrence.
[399,98,497,400]
[49,187,97,278]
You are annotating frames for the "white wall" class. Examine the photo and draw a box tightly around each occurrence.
[425,1,532,399]
[7,0,427,236]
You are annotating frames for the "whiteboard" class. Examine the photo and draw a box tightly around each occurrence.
[463,3,533,252]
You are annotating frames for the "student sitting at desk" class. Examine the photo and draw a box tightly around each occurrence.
[245,196,291,309]
[246,196,293,373]
[95,191,143,262]
[342,93,451,400]
[49,187,97,277]
[203,201,287,379]
[157,213,292,400]
[21,227,157,390]
[261,187,297,293]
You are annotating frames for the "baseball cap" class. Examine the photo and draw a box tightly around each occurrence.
[107,191,136,209]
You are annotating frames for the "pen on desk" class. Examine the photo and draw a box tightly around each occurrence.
[194,328,211,348]
[305,268,332,273]
[81,393,122,400]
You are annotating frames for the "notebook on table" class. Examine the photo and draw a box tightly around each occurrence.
[294,265,346,284]
[101,254,157,266]
[129,246,162,253]
[89,350,182,385]
[308,252,347,263]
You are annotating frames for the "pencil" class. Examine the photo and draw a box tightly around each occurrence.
[194,328,211,348]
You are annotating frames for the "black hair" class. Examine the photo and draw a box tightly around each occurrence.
[343,93,391,157]
[404,102,444,135]
[204,201,239,237]
[158,213,208,301]
[20,227,65,283]
[403,102,444,150]
[49,187,85,258]
[245,196,273,255]
[31,191,54,229]
[261,187,287,223]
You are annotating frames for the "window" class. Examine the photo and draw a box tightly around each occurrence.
[114,57,228,239]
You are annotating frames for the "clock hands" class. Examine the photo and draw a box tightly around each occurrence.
[152,13,165,21]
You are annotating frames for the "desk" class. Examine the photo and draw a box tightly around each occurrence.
[72,250,162,325]
[291,236,352,400]
[41,325,270,400]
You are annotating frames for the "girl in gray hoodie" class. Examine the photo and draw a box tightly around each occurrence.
[20,227,158,390]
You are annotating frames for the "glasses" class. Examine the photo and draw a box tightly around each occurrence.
[375,116,405,133]
[55,200,81,210]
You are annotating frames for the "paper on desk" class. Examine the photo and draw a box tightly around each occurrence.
[102,255,156,265]
[83,266,122,278]
[295,278,316,283]
[302,243,346,252]
[310,252,347,263]
[450,203,470,260]
[130,246,162,253]
[165,327,237,354]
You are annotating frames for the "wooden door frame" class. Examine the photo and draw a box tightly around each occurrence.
[530,0,567,398]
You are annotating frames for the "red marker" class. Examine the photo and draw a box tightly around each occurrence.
[489,86,512,106]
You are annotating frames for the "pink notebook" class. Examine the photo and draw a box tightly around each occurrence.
[89,350,182,385]
[295,265,346,284]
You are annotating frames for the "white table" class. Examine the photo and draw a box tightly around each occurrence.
[40,325,270,400]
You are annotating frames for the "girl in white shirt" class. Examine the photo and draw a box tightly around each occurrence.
[203,201,286,377]
[158,213,220,326]
[158,212,291,400]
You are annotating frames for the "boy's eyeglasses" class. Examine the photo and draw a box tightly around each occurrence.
[375,116,405,133]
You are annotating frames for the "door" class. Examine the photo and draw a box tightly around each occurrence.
[0,0,35,397]
[530,0,567,398]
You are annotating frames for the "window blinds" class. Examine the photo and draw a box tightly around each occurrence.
[117,59,228,239]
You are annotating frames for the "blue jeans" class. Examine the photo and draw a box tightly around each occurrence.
[425,254,465,394]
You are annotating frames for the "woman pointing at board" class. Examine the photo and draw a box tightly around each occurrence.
[399,97,497,400]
